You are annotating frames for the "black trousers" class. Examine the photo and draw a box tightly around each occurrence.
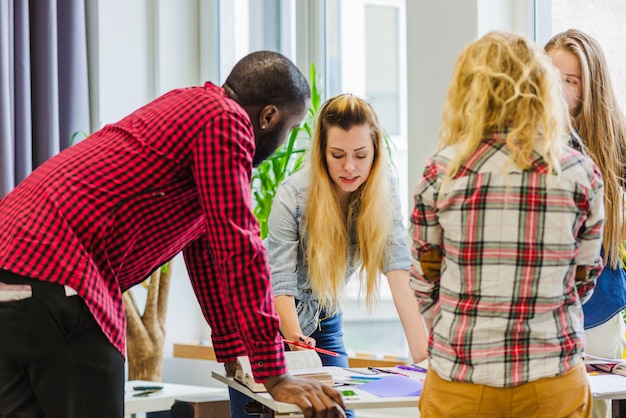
[0,270,125,418]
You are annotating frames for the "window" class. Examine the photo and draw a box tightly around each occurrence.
[217,0,297,82]
[325,0,410,357]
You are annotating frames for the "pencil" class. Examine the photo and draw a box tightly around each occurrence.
[282,338,340,357]
[367,366,409,377]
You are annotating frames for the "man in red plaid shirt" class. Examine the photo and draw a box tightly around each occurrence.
[0,51,345,418]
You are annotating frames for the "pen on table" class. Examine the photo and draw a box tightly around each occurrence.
[367,366,409,377]
[397,364,428,373]
[348,375,382,380]
[282,338,340,357]
[132,389,162,397]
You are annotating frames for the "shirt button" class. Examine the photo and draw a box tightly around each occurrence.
[257,361,264,367]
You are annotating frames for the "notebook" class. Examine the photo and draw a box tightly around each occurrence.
[235,350,335,392]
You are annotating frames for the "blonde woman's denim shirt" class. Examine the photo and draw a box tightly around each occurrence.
[264,168,412,336]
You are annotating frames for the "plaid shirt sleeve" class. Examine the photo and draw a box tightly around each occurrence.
[573,162,605,302]
[184,109,286,380]
[410,157,444,319]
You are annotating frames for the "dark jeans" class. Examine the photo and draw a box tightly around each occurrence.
[229,311,354,417]
[0,270,125,418]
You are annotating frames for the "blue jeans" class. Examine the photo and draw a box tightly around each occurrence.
[229,311,354,417]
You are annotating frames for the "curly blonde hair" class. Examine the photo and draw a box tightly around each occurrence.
[545,28,626,268]
[440,31,571,184]
[305,94,393,313]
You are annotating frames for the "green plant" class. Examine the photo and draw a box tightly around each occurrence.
[251,63,323,239]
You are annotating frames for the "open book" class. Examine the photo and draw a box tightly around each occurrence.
[235,350,335,392]
[585,354,626,376]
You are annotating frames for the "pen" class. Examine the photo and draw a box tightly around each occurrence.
[349,375,382,380]
[367,366,409,377]
[133,389,162,397]
[397,364,428,373]
[282,338,340,357]
[132,385,164,391]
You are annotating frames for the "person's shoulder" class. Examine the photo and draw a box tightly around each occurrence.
[560,145,602,183]
[560,144,594,167]
[281,167,311,188]
[172,82,245,114]
[281,168,310,194]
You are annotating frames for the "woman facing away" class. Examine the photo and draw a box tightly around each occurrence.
[545,29,626,418]
[228,94,429,418]
[411,31,604,417]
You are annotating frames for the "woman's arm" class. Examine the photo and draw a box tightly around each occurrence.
[274,295,316,348]
[386,269,429,363]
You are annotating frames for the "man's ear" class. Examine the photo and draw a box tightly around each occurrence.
[258,105,279,130]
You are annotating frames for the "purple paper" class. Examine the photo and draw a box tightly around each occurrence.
[358,375,423,397]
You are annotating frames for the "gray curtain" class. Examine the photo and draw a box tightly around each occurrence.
[0,0,90,198]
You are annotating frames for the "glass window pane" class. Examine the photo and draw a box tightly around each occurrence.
[326,0,342,97]
[248,0,284,53]
[365,5,400,135]
[219,0,295,82]
[325,0,409,359]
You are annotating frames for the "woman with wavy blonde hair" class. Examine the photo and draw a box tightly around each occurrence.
[264,94,428,396]
[411,31,603,417]
[546,28,626,418]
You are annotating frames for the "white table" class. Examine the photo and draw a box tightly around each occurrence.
[588,373,626,400]
[211,370,420,416]
[124,380,228,418]
[212,368,626,416]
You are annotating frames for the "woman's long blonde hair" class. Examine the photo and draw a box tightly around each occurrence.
[545,29,626,268]
[440,31,570,185]
[305,94,393,313]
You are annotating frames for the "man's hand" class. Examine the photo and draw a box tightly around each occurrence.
[264,374,346,418]
[224,361,238,377]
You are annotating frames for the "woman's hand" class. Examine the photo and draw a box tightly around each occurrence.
[287,334,317,351]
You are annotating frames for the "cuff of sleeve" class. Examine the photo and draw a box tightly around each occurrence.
[211,333,288,383]
[247,340,288,382]
[211,332,248,364]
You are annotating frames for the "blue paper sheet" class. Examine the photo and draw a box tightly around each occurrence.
[358,375,423,397]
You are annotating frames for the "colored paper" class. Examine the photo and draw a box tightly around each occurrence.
[358,375,423,397]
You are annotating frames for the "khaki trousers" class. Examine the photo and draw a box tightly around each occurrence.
[419,360,591,418]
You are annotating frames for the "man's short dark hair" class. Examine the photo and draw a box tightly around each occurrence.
[224,51,311,112]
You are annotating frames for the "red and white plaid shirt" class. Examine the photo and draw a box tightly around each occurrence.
[410,133,604,387]
[0,83,286,380]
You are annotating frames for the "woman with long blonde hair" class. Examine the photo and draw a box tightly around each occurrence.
[411,31,604,417]
[546,28,626,418]
[266,94,428,384]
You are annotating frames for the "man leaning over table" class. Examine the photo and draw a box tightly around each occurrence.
[0,51,345,418]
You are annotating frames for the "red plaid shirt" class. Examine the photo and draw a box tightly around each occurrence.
[0,83,286,380]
